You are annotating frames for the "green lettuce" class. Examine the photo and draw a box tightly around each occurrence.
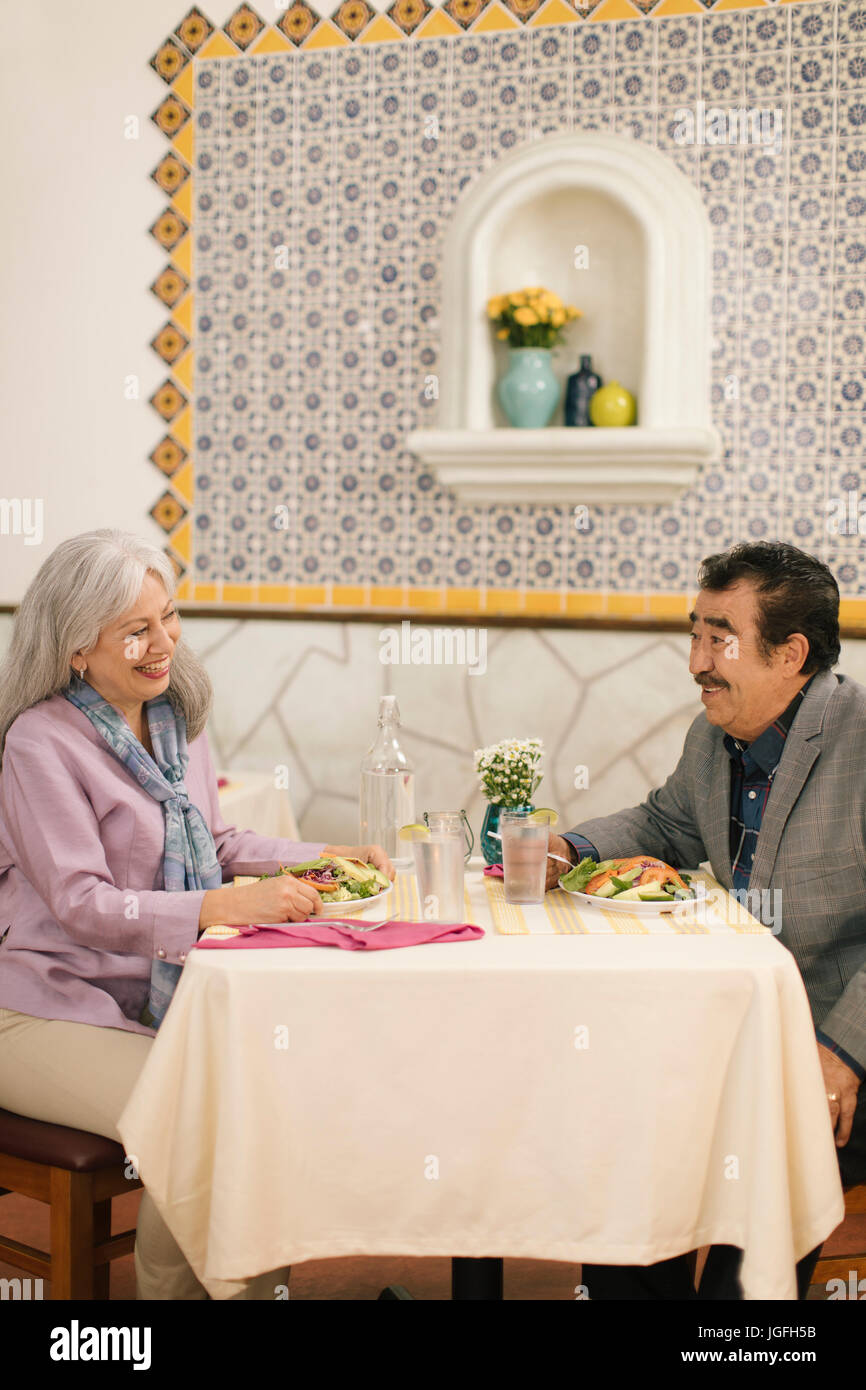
[558,857,620,894]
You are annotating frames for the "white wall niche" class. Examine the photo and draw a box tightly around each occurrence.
[408,130,721,506]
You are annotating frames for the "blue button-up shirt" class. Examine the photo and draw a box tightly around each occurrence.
[564,677,864,1079]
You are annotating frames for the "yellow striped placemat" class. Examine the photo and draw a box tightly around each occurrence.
[388,873,479,925]
[483,872,769,936]
[482,878,590,934]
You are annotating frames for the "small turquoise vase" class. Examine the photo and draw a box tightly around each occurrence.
[497,348,560,428]
[480,802,534,865]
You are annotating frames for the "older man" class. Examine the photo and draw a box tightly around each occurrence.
[547,541,865,1300]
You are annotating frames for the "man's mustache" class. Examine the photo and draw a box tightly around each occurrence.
[695,678,729,690]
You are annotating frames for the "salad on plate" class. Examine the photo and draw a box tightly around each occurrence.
[261,854,391,905]
[558,855,695,904]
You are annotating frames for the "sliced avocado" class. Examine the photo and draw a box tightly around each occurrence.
[365,863,390,889]
[609,885,672,901]
[328,854,375,883]
[612,866,643,887]
[284,858,329,876]
[593,880,618,898]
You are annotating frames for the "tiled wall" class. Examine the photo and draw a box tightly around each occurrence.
[147,0,866,624]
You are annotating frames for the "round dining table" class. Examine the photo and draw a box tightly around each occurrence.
[117,861,844,1300]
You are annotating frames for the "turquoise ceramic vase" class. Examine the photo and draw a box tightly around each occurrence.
[497,348,560,428]
[480,802,534,865]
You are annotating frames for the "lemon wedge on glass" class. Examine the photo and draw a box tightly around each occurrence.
[398,823,431,842]
[526,808,559,826]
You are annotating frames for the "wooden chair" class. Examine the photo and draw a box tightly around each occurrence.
[813,1185,866,1291]
[0,1107,142,1299]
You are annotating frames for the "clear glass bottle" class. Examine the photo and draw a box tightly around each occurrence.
[359,695,415,868]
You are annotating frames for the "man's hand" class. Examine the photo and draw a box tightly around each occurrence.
[818,1043,862,1146]
[546,834,576,891]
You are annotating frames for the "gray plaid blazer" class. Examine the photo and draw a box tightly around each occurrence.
[568,668,866,1071]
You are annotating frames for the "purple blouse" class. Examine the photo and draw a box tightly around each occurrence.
[0,694,326,1034]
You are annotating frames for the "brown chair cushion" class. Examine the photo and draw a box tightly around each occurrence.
[0,1107,127,1173]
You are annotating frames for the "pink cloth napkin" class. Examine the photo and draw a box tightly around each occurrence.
[194,919,484,952]
[483,863,504,878]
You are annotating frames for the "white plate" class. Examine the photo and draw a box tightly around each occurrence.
[316,884,393,918]
[558,883,694,916]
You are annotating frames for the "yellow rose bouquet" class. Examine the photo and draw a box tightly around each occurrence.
[486,287,582,349]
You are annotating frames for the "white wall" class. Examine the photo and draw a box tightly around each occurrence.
[0,0,241,603]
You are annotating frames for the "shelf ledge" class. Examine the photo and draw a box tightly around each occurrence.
[407,426,722,506]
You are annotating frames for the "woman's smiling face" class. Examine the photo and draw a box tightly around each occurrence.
[74,572,181,712]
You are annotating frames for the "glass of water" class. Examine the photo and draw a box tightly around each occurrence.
[422,810,475,863]
[413,829,465,923]
[500,809,548,905]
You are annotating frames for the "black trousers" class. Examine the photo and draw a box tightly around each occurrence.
[583,1086,866,1300]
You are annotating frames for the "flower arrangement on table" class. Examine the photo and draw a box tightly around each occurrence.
[486,288,582,427]
[474,737,544,864]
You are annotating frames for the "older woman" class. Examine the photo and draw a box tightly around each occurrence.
[0,528,394,1299]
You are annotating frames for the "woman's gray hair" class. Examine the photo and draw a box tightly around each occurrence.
[0,529,212,761]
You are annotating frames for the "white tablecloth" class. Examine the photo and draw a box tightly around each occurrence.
[217,770,300,841]
[118,865,844,1300]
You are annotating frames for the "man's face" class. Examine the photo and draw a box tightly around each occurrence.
[688,581,805,742]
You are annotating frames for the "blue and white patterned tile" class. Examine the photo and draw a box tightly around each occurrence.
[835,228,866,280]
[744,52,790,103]
[794,3,837,48]
[835,322,866,369]
[614,19,654,62]
[740,141,785,189]
[830,367,866,413]
[701,57,746,107]
[613,62,654,107]
[834,279,866,325]
[789,230,834,277]
[787,506,827,551]
[656,19,697,62]
[791,46,837,95]
[840,3,866,45]
[703,12,746,55]
[784,410,828,460]
[742,279,785,324]
[613,107,657,144]
[790,184,834,233]
[786,142,831,190]
[657,64,697,108]
[739,233,784,279]
[787,368,829,414]
[789,94,835,145]
[788,323,831,370]
[744,6,789,53]
[836,136,866,181]
[831,414,866,460]
[572,58,612,108]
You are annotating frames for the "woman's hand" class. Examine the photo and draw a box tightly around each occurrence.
[200,874,322,929]
[322,843,396,882]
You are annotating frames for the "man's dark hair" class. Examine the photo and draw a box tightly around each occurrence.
[697,541,841,676]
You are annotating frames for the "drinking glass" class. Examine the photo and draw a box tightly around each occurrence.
[500,808,548,905]
[412,829,465,923]
[422,810,475,863]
